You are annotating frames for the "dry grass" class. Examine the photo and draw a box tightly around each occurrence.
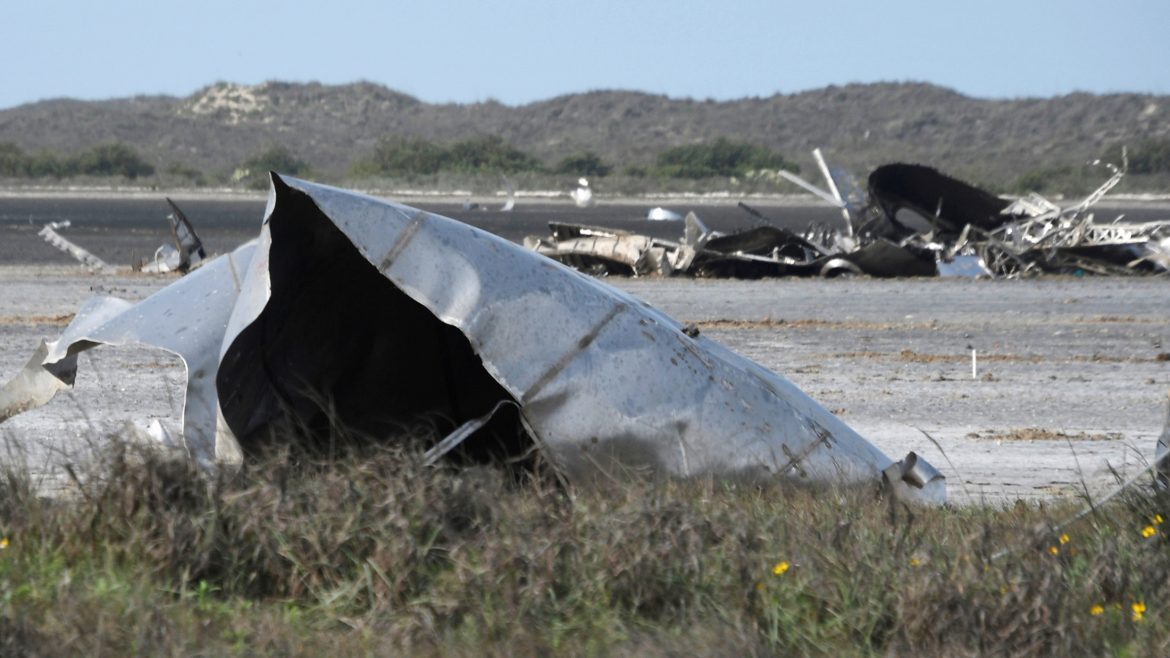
[0,314,75,326]
[966,428,1125,442]
[1,430,1169,656]
[830,349,1162,366]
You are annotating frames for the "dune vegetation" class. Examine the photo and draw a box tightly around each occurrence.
[1,429,1167,656]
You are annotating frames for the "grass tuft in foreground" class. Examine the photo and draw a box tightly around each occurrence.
[1,434,1168,656]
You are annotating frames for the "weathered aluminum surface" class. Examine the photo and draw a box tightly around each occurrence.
[0,241,257,466]
[0,175,944,502]
[273,176,942,499]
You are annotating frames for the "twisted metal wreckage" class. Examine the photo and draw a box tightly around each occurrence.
[0,175,944,503]
[526,152,1170,279]
[37,197,208,274]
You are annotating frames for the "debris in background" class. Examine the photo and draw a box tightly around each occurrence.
[647,207,683,221]
[37,199,207,274]
[570,177,594,208]
[139,198,207,273]
[530,150,1169,280]
[0,174,945,504]
[500,177,516,212]
[37,221,108,272]
[461,177,515,212]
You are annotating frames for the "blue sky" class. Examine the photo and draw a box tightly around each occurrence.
[4,0,1168,110]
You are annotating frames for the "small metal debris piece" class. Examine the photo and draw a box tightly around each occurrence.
[38,221,108,272]
[647,207,683,221]
[570,177,594,207]
[146,198,207,273]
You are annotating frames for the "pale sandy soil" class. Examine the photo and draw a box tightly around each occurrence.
[1,265,1168,506]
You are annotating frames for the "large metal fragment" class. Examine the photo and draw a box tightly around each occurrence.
[0,241,257,465]
[0,174,945,503]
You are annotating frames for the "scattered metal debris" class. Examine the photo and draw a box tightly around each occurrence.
[501,177,516,212]
[38,221,109,272]
[139,198,207,273]
[0,174,944,504]
[37,198,207,274]
[570,177,594,208]
[647,207,683,221]
[524,211,936,279]
[530,151,1169,280]
[461,177,515,212]
[863,157,1169,278]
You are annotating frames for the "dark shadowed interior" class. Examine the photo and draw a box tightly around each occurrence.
[867,163,1012,234]
[216,178,531,464]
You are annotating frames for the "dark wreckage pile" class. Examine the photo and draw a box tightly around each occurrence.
[526,159,1170,279]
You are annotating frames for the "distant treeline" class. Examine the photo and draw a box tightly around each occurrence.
[0,142,155,179]
[4,135,1169,194]
[0,135,801,187]
[350,135,799,180]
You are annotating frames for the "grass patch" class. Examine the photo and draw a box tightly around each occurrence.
[966,428,1125,442]
[2,435,1169,656]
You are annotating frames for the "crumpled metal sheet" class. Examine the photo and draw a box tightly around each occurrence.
[0,241,257,466]
[0,174,944,503]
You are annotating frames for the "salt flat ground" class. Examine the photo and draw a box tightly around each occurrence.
[1,265,1167,506]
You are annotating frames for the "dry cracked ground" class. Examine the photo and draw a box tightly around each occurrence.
[1,265,1167,506]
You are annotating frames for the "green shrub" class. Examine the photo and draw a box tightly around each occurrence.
[74,143,155,179]
[355,135,543,178]
[0,142,29,177]
[368,136,448,176]
[0,142,154,179]
[164,162,207,187]
[445,135,542,174]
[651,137,798,179]
[554,151,612,177]
[1127,138,1170,174]
[242,146,309,177]
[1012,166,1075,194]
[235,146,310,189]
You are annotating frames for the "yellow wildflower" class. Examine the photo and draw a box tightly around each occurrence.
[0,537,7,550]
[1142,525,1157,538]
[772,561,790,576]
[909,557,922,567]
[1089,604,1105,616]
[1048,545,1059,556]
[1132,602,1146,622]
[1059,533,1070,545]
[1154,514,1164,525]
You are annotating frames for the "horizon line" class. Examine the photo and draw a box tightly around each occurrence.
[5,78,1168,112]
